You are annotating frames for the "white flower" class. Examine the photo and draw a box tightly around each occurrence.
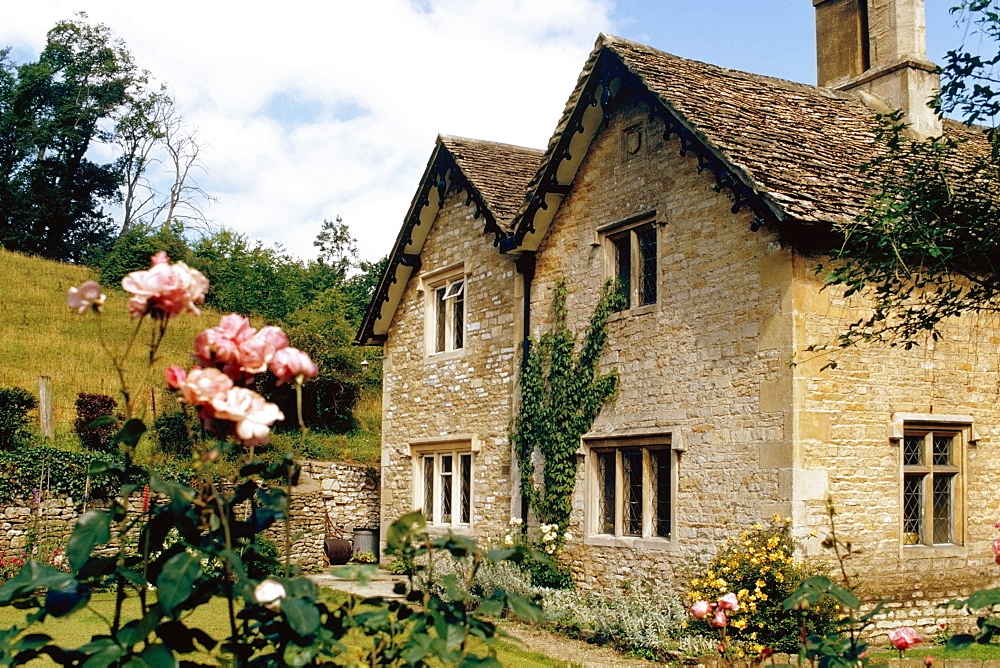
[504,534,514,546]
[508,517,523,526]
[254,579,286,611]
[564,532,573,542]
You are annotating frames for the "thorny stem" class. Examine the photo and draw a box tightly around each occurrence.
[111,447,134,636]
[96,314,144,419]
[206,469,239,654]
[825,498,853,588]
[284,380,306,578]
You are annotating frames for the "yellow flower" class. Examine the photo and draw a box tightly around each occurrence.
[756,579,767,588]
[732,618,748,630]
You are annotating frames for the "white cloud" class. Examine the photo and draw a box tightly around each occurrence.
[1,0,616,262]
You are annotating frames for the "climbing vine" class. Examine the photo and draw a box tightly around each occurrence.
[510,280,623,533]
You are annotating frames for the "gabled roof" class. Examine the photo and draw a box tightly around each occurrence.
[355,135,542,346]
[506,34,988,251]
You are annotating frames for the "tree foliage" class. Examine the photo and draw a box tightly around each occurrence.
[509,281,623,531]
[821,1,1000,347]
[0,15,206,262]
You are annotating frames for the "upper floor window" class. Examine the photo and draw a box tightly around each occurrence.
[423,265,465,356]
[607,222,657,310]
[902,425,964,546]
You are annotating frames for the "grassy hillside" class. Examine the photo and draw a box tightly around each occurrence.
[0,249,381,463]
[0,248,209,434]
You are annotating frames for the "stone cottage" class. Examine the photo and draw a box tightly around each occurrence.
[356,0,1000,617]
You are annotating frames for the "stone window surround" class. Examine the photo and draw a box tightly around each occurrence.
[595,210,664,317]
[888,413,979,559]
[409,434,481,536]
[420,262,467,361]
[580,427,685,551]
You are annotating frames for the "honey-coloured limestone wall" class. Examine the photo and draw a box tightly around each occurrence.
[528,98,796,589]
[789,255,1000,623]
[379,188,521,545]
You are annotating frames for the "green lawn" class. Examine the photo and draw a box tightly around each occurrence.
[0,590,576,666]
[871,642,1000,662]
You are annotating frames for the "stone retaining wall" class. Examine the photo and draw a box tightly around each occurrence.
[0,460,380,569]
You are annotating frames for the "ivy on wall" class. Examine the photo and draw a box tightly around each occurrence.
[510,280,623,532]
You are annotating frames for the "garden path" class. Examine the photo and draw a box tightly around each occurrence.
[310,572,661,666]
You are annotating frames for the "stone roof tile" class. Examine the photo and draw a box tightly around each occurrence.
[439,135,543,228]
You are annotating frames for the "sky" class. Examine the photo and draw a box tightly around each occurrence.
[0,2,979,265]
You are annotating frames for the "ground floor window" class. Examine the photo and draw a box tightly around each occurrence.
[902,425,963,546]
[588,436,673,540]
[414,446,473,527]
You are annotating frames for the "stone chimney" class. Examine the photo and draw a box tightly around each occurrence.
[814,0,941,137]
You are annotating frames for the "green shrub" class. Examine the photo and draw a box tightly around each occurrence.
[74,392,120,453]
[0,446,120,502]
[685,518,837,654]
[522,556,575,590]
[152,410,193,458]
[0,387,36,451]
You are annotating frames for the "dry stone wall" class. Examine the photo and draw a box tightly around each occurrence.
[0,461,379,570]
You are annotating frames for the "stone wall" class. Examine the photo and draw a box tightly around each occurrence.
[380,188,520,545]
[0,460,380,570]
[790,253,1000,609]
[529,98,792,588]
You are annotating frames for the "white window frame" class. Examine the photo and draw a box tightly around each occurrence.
[890,413,974,555]
[411,440,475,529]
[583,432,678,548]
[600,217,659,312]
[422,264,466,357]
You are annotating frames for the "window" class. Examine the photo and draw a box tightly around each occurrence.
[607,223,657,310]
[902,425,963,546]
[414,446,473,527]
[424,266,465,355]
[589,437,673,540]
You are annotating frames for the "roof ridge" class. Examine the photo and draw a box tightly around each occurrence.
[601,33,853,101]
[438,134,545,155]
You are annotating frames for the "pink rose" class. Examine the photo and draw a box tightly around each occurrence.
[178,367,233,405]
[122,252,208,320]
[67,281,106,314]
[237,326,288,374]
[993,538,1000,565]
[210,387,284,447]
[887,627,920,651]
[165,366,187,389]
[711,610,727,628]
[690,600,712,620]
[717,592,740,612]
[270,347,318,385]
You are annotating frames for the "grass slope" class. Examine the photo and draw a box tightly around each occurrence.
[0,248,209,436]
[0,249,381,464]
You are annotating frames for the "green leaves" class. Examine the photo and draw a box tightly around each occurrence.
[155,552,202,612]
[66,510,111,573]
[510,279,620,531]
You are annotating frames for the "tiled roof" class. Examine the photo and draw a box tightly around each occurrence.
[438,135,543,228]
[514,34,992,237]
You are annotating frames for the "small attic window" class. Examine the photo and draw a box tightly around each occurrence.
[621,123,643,162]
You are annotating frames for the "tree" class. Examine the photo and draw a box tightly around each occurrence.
[313,216,358,280]
[821,1,1000,348]
[0,15,206,263]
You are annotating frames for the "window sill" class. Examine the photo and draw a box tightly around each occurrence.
[607,304,656,323]
[425,524,474,537]
[901,544,966,559]
[584,535,674,550]
[425,349,465,363]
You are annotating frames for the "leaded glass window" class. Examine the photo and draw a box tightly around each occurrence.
[902,427,961,547]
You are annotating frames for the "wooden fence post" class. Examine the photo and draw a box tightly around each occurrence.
[38,376,53,438]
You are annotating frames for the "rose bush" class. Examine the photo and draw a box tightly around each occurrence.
[0,252,541,666]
